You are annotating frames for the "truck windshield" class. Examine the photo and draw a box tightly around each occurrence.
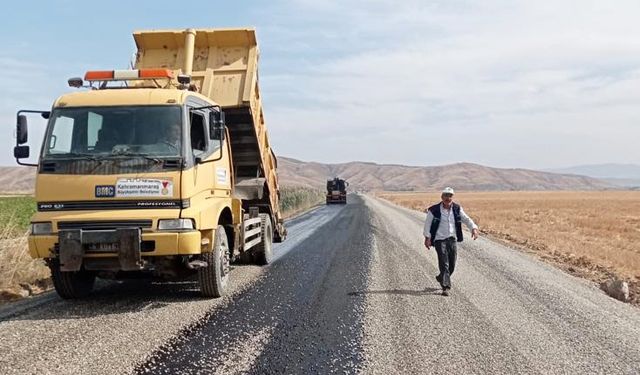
[43,106,182,159]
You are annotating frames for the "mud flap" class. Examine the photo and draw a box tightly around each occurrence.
[117,228,142,271]
[59,230,83,272]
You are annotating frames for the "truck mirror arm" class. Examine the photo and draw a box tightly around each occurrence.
[195,144,225,165]
[17,109,51,119]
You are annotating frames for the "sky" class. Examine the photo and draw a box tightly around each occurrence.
[2,0,640,169]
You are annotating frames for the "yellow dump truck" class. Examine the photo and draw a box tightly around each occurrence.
[13,28,286,299]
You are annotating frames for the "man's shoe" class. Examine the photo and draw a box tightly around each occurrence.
[442,289,449,296]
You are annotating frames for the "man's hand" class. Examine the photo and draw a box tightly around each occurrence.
[424,237,432,249]
[472,228,479,240]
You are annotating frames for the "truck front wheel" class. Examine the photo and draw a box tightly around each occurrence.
[198,225,230,298]
[50,261,96,299]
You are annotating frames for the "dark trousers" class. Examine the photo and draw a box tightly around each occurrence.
[434,237,457,289]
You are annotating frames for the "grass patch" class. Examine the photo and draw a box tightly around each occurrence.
[280,187,325,218]
[0,196,36,236]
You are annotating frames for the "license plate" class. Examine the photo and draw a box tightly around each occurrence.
[87,243,120,252]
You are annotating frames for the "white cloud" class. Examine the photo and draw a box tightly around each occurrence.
[3,1,640,169]
[260,0,640,168]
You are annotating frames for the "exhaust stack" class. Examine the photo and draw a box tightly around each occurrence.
[183,28,196,76]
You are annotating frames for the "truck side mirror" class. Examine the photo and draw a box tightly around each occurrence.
[17,115,28,144]
[209,111,226,141]
[14,145,30,159]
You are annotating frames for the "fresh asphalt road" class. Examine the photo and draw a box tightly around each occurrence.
[1,194,639,374]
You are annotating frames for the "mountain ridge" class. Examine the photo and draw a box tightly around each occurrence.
[277,157,612,191]
[545,163,640,179]
[544,163,640,188]
[0,157,614,194]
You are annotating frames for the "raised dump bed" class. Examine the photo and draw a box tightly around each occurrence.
[133,28,282,228]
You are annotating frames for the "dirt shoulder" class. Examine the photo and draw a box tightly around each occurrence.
[481,227,639,306]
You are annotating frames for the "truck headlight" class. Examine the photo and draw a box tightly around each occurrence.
[31,222,53,235]
[157,219,195,231]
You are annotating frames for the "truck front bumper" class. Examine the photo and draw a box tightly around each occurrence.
[28,230,202,267]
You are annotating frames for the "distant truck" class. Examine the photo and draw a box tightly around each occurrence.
[13,28,286,299]
[326,177,348,204]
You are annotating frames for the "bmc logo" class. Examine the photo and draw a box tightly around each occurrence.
[95,185,115,198]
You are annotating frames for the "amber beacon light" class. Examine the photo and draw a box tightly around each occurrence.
[84,69,174,81]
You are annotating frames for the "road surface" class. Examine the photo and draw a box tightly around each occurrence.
[1,194,639,374]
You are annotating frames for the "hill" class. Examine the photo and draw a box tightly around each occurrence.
[545,163,640,188]
[0,167,38,194]
[278,157,612,191]
[546,163,640,179]
[0,158,613,194]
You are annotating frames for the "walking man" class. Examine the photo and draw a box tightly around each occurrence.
[423,187,479,296]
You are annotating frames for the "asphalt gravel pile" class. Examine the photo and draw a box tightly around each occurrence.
[0,269,264,374]
[135,197,373,374]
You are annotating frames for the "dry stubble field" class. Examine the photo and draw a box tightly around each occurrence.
[379,191,640,305]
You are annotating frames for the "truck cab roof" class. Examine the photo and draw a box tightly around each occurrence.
[54,88,216,108]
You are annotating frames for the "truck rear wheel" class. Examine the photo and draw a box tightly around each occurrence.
[50,261,96,299]
[254,214,273,265]
[198,225,230,298]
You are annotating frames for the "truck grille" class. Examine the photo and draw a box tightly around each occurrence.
[57,220,153,231]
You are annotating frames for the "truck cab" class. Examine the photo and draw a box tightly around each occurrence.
[14,28,284,299]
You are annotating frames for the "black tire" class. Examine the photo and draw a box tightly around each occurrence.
[273,230,286,243]
[50,261,96,299]
[254,214,273,265]
[199,225,231,298]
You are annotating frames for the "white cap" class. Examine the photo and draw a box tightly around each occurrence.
[442,187,455,195]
